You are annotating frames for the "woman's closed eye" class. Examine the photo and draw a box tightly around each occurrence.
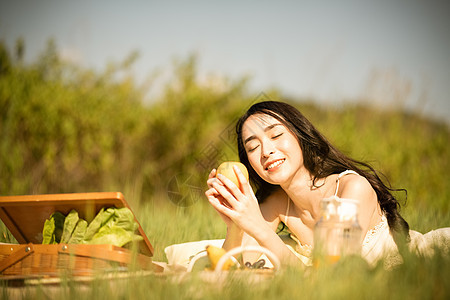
[246,133,283,152]
[247,144,260,152]
[272,133,283,139]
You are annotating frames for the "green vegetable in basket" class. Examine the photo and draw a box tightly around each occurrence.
[83,207,115,241]
[86,207,143,247]
[42,207,143,248]
[87,226,141,247]
[42,211,65,244]
[67,219,88,244]
[109,207,139,232]
[60,209,79,244]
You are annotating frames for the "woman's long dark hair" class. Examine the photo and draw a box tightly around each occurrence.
[236,101,410,249]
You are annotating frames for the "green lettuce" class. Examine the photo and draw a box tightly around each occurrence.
[42,218,54,244]
[42,207,142,248]
[42,212,65,244]
[102,207,138,232]
[67,219,88,244]
[84,207,142,247]
[87,226,142,247]
[83,207,115,241]
[60,209,79,243]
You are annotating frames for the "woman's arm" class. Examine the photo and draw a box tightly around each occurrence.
[220,186,284,261]
[234,196,281,262]
[207,165,305,267]
[338,174,380,240]
[222,223,244,251]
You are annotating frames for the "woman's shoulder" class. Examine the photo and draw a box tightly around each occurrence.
[337,172,375,199]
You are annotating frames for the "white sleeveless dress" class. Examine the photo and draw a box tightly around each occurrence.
[285,170,450,267]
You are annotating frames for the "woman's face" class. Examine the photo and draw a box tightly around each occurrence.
[241,113,304,185]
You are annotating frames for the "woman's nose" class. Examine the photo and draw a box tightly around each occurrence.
[261,140,276,158]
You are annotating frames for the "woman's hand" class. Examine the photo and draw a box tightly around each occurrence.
[205,165,267,238]
[206,166,304,266]
[205,169,235,228]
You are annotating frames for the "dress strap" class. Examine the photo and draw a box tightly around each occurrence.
[284,196,290,225]
[334,170,359,197]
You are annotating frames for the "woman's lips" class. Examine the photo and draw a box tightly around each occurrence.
[265,158,286,171]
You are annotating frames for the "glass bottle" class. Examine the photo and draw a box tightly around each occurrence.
[313,196,362,266]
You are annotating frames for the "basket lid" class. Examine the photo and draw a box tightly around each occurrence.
[0,192,154,256]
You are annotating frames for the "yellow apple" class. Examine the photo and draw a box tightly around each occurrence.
[216,161,249,187]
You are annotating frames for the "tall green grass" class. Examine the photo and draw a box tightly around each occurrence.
[3,204,449,300]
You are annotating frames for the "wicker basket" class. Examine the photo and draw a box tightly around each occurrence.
[0,192,162,277]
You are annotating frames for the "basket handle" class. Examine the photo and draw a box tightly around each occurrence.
[215,245,281,274]
[0,244,34,273]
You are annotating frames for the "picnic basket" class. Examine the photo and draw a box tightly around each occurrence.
[0,192,163,277]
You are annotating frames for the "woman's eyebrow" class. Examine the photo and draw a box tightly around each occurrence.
[244,123,283,144]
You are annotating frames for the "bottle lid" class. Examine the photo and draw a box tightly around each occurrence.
[320,196,359,222]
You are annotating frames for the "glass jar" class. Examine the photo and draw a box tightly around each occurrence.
[313,196,362,265]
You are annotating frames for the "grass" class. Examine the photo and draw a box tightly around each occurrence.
[3,253,449,299]
[1,195,448,300]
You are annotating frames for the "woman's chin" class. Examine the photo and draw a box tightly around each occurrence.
[263,173,289,185]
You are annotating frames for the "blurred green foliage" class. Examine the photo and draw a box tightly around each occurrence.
[0,39,255,201]
[0,39,448,223]
[0,38,448,299]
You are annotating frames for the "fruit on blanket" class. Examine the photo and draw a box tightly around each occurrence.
[206,245,234,270]
[216,161,249,187]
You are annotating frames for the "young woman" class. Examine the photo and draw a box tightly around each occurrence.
[205,101,445,267]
